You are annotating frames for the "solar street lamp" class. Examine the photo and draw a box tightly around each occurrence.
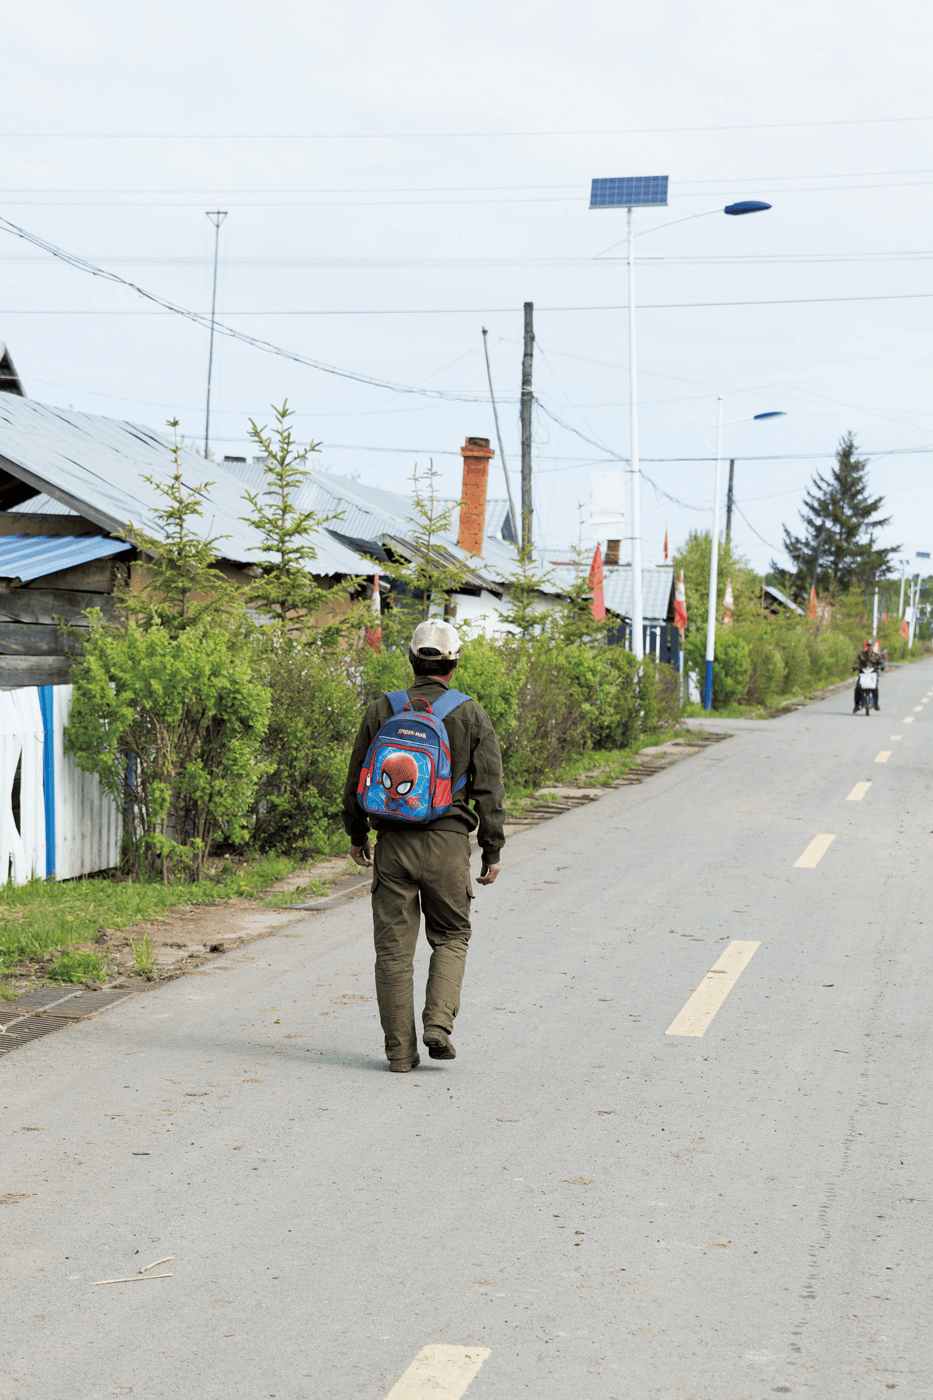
[702,406,786,711]
[589,177,771,659]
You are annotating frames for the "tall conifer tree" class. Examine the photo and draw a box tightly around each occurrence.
[774,433,898,599]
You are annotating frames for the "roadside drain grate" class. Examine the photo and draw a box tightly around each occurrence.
[0,987,136,1056]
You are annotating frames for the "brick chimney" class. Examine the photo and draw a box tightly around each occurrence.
[457,436,495,556]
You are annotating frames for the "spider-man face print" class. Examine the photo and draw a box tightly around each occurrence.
[380,752,420,811]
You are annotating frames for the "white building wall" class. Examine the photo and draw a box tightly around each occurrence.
[0,689,46,885]
[52,685,122,880]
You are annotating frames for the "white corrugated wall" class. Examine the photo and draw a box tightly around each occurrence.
[51,685,121,881]
[0,689,46,884]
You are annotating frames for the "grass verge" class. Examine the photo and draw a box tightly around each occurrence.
[0,854,300,981]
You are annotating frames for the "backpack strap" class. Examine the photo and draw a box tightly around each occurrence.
[386,690,411,715]
[430,689,472,721]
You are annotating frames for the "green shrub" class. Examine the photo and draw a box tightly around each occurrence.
[746,639,785,705]
[455,636,524,737]
[250,640,361,855]
[684,627,750,707]
[67,620,271,882]
[778,632,811,694]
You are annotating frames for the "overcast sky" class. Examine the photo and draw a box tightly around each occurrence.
[2,0,931,575]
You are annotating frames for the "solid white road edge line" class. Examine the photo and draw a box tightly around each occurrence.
[665,940,760,1038]
[383,1346,492,1400]
[794,833,836,868]
[847,781,872,800]
[874,752,891,763]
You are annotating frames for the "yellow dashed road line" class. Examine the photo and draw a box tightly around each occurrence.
[875,751,891,764]
[383,1346,491,1400]
[794,833,836,868]
[847,781,872,800]
[666,941,761,1038]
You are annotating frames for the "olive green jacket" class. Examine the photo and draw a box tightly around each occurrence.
[342,676,506,865]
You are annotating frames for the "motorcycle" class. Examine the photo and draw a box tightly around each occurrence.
[855,666,879,716]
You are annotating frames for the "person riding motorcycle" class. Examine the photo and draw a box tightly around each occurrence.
[853,639,884,713]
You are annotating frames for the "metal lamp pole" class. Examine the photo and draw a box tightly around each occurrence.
[703,397,725,709]
[702,408,786,711]
[204,209,228,460]
[626,206,644,658]
[589,181,772,662]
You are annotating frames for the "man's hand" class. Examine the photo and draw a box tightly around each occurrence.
[477,861,500,886]
[350,842,373,869]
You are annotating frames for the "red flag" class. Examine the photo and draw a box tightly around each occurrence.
[365,570,382,649]
[674,569,687,631]
[663,528,669,563]
[722,577,735,627]
[900,617,910,640]
[808,585,818,619]
[588,544,606,620]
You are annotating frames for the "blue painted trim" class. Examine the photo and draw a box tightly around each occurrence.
[702,659,714,711]
[38,685,55,879]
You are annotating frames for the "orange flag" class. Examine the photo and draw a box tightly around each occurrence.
[900,617,910,640]
[674,569,687,631]
[808,586,818,619]
[589,544,606,620]
[365,570,382,649]
[722,577,735,627]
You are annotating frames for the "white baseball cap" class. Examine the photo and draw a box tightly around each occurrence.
[410,618,462,660]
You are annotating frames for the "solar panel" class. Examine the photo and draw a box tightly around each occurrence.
[589,176,669,209]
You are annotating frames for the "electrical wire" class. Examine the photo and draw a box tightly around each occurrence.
[3,289,932,314]
[2,113,930,137]
[0,215,491,404]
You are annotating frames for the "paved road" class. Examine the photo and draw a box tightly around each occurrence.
[4,662,933,1399]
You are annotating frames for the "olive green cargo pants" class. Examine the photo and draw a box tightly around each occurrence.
[371,828,473,1065]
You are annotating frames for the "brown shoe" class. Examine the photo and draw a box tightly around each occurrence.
[388,1054,420,1073]
[423,1026,456,1060]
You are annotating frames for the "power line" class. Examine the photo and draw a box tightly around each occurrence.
[3,289,932,315]
[4,179,933,208]
[731,500,782,552]
[3,168,933,193]
[2,251,931,266]
[0,215,490,404]
[1,113,930,138]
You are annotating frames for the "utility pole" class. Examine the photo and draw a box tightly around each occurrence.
[724,458,735,544]
[204,210,228,460]
[481,328,520,545]
[520,302,534,554]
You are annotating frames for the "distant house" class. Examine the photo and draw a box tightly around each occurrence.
[0,343,25,397]
[760,583,804,617]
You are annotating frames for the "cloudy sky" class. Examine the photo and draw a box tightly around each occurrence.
[2,0,931,574]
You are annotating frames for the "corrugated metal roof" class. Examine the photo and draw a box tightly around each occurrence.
[0,398,366,577]
[9,493,80,516]
[535,560,674,621]
[0,534,131,583]
[214,460,516,588]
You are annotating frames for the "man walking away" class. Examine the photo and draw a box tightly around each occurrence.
[343,620,506,1072]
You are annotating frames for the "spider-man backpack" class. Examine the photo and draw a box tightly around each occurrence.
[357,689,471,824]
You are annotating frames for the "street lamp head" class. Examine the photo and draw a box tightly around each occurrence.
[753,411,786,420]
[723,200,772,216]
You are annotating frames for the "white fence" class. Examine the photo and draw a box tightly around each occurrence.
[0,683,121,885]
